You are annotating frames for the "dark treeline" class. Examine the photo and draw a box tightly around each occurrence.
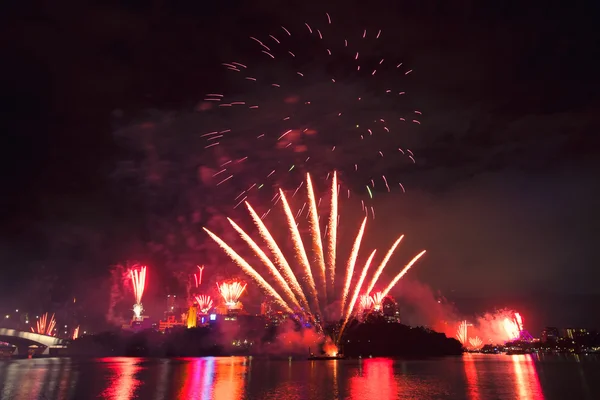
[340,315,463,357]
[68,318,462,358]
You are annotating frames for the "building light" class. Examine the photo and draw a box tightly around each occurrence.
[209,314,217,321]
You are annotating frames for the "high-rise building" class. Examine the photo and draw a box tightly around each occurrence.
[167,295,178,313]
[541,327,560,343]
[382,297,400,323]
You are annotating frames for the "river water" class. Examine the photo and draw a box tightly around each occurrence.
[0,354,599,399]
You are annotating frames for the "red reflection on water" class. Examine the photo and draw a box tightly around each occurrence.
[99,357,142,400]
[463,354,480,400]
[511,355,544,400]
[350,358,397,399]
[212,357,246,400]
[177,358,215,399]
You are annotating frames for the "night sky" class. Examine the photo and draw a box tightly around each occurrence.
[1,0,599,333]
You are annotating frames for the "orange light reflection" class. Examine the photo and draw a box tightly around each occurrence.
[211,357,246,400]
[511,355,544,400]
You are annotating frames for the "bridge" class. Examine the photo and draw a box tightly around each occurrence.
[0,328,67,356]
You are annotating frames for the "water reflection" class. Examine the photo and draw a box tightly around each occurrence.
[511,355,544,400]
[177,357,215,399]
[0,358,75,400]
[463,353,480,400]
[350,358,398,399]
[0,355,599,399]
[212,357,246,400]
[99,357,143,400]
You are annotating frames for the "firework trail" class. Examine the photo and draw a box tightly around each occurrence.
[227,217,302,309]
[364,235,404,296]
[503,316,521,341]
[469,336,483,349]
[130,266,147,320]
[31,312,56,336]
[381,250,427,298]
[194,295,214,314]
[306,174,327,296]
[456,320,468,345]
[326,171,338,293]
[359,294,373,313]
[371,292,385,311]
[72,325,80,340]
[201,13,420,210]
[202,233,293,313]
[204,172,426,342]
[340,217,367,314]
[194,265,204,287]
[279,187,321,315]
[339,250,377,336]
[245,203,309,310]
[515,312,524,331]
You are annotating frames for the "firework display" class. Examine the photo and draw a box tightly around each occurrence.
[468,336,483,349]
[194,295,214,314]
[72,325,80,340]
[456,320,468,345]
[217,281,247,309]
[201,13,420,214]
[130,266,147,321]
[31,312,56,336]
[438,310,533,346]
[370,292,385,312]
[204,171,426,342]
[359,294,373,312]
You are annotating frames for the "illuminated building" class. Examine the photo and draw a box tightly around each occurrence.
[565,328,588,340]
[382,297,400,323]
[541,327,560,343]
[187,305,198,329]
[166,295,178,313]
[158,315,186,332]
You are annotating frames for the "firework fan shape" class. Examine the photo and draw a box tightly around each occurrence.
[31,312,56,336]
[202,12,421,215]
[194,295,214,314]
[203,171,426,343]
[469,336,483,349]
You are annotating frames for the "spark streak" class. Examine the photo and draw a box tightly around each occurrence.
[279,188,321,315]
[339,250,377,338]
[227,218,302,309]
[203,228,293,313]
[381,250,427,297]
[245,203,310,311]
[203,172,426,343]
[326,172,338,294]
[340,217,367,314]
[364,236,404,295]
[306,173,327,296]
